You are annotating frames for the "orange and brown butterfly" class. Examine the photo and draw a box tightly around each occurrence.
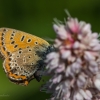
[0,28,52,86]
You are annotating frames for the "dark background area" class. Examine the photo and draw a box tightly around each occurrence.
[0,0,100,100]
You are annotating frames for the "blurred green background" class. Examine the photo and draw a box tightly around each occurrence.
[0,0,100,100]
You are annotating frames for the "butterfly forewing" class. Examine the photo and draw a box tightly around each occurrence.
[0,27,50,85]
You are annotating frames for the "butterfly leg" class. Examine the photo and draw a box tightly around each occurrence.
[34,70,42,82]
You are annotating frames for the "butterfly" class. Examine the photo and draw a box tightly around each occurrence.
[0,28,52,86]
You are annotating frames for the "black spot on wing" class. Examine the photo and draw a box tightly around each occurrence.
[21,36,25,41]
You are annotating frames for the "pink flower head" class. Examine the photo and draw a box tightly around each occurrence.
[41,17,100,100]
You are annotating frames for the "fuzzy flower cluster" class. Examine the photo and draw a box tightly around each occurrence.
[41,17,100,100]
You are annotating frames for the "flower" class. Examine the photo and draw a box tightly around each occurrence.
[41,17,100,100]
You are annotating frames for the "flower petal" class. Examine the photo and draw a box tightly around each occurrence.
[84,51,95,61]
[61,50,71,59]
[53,24,67,39]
